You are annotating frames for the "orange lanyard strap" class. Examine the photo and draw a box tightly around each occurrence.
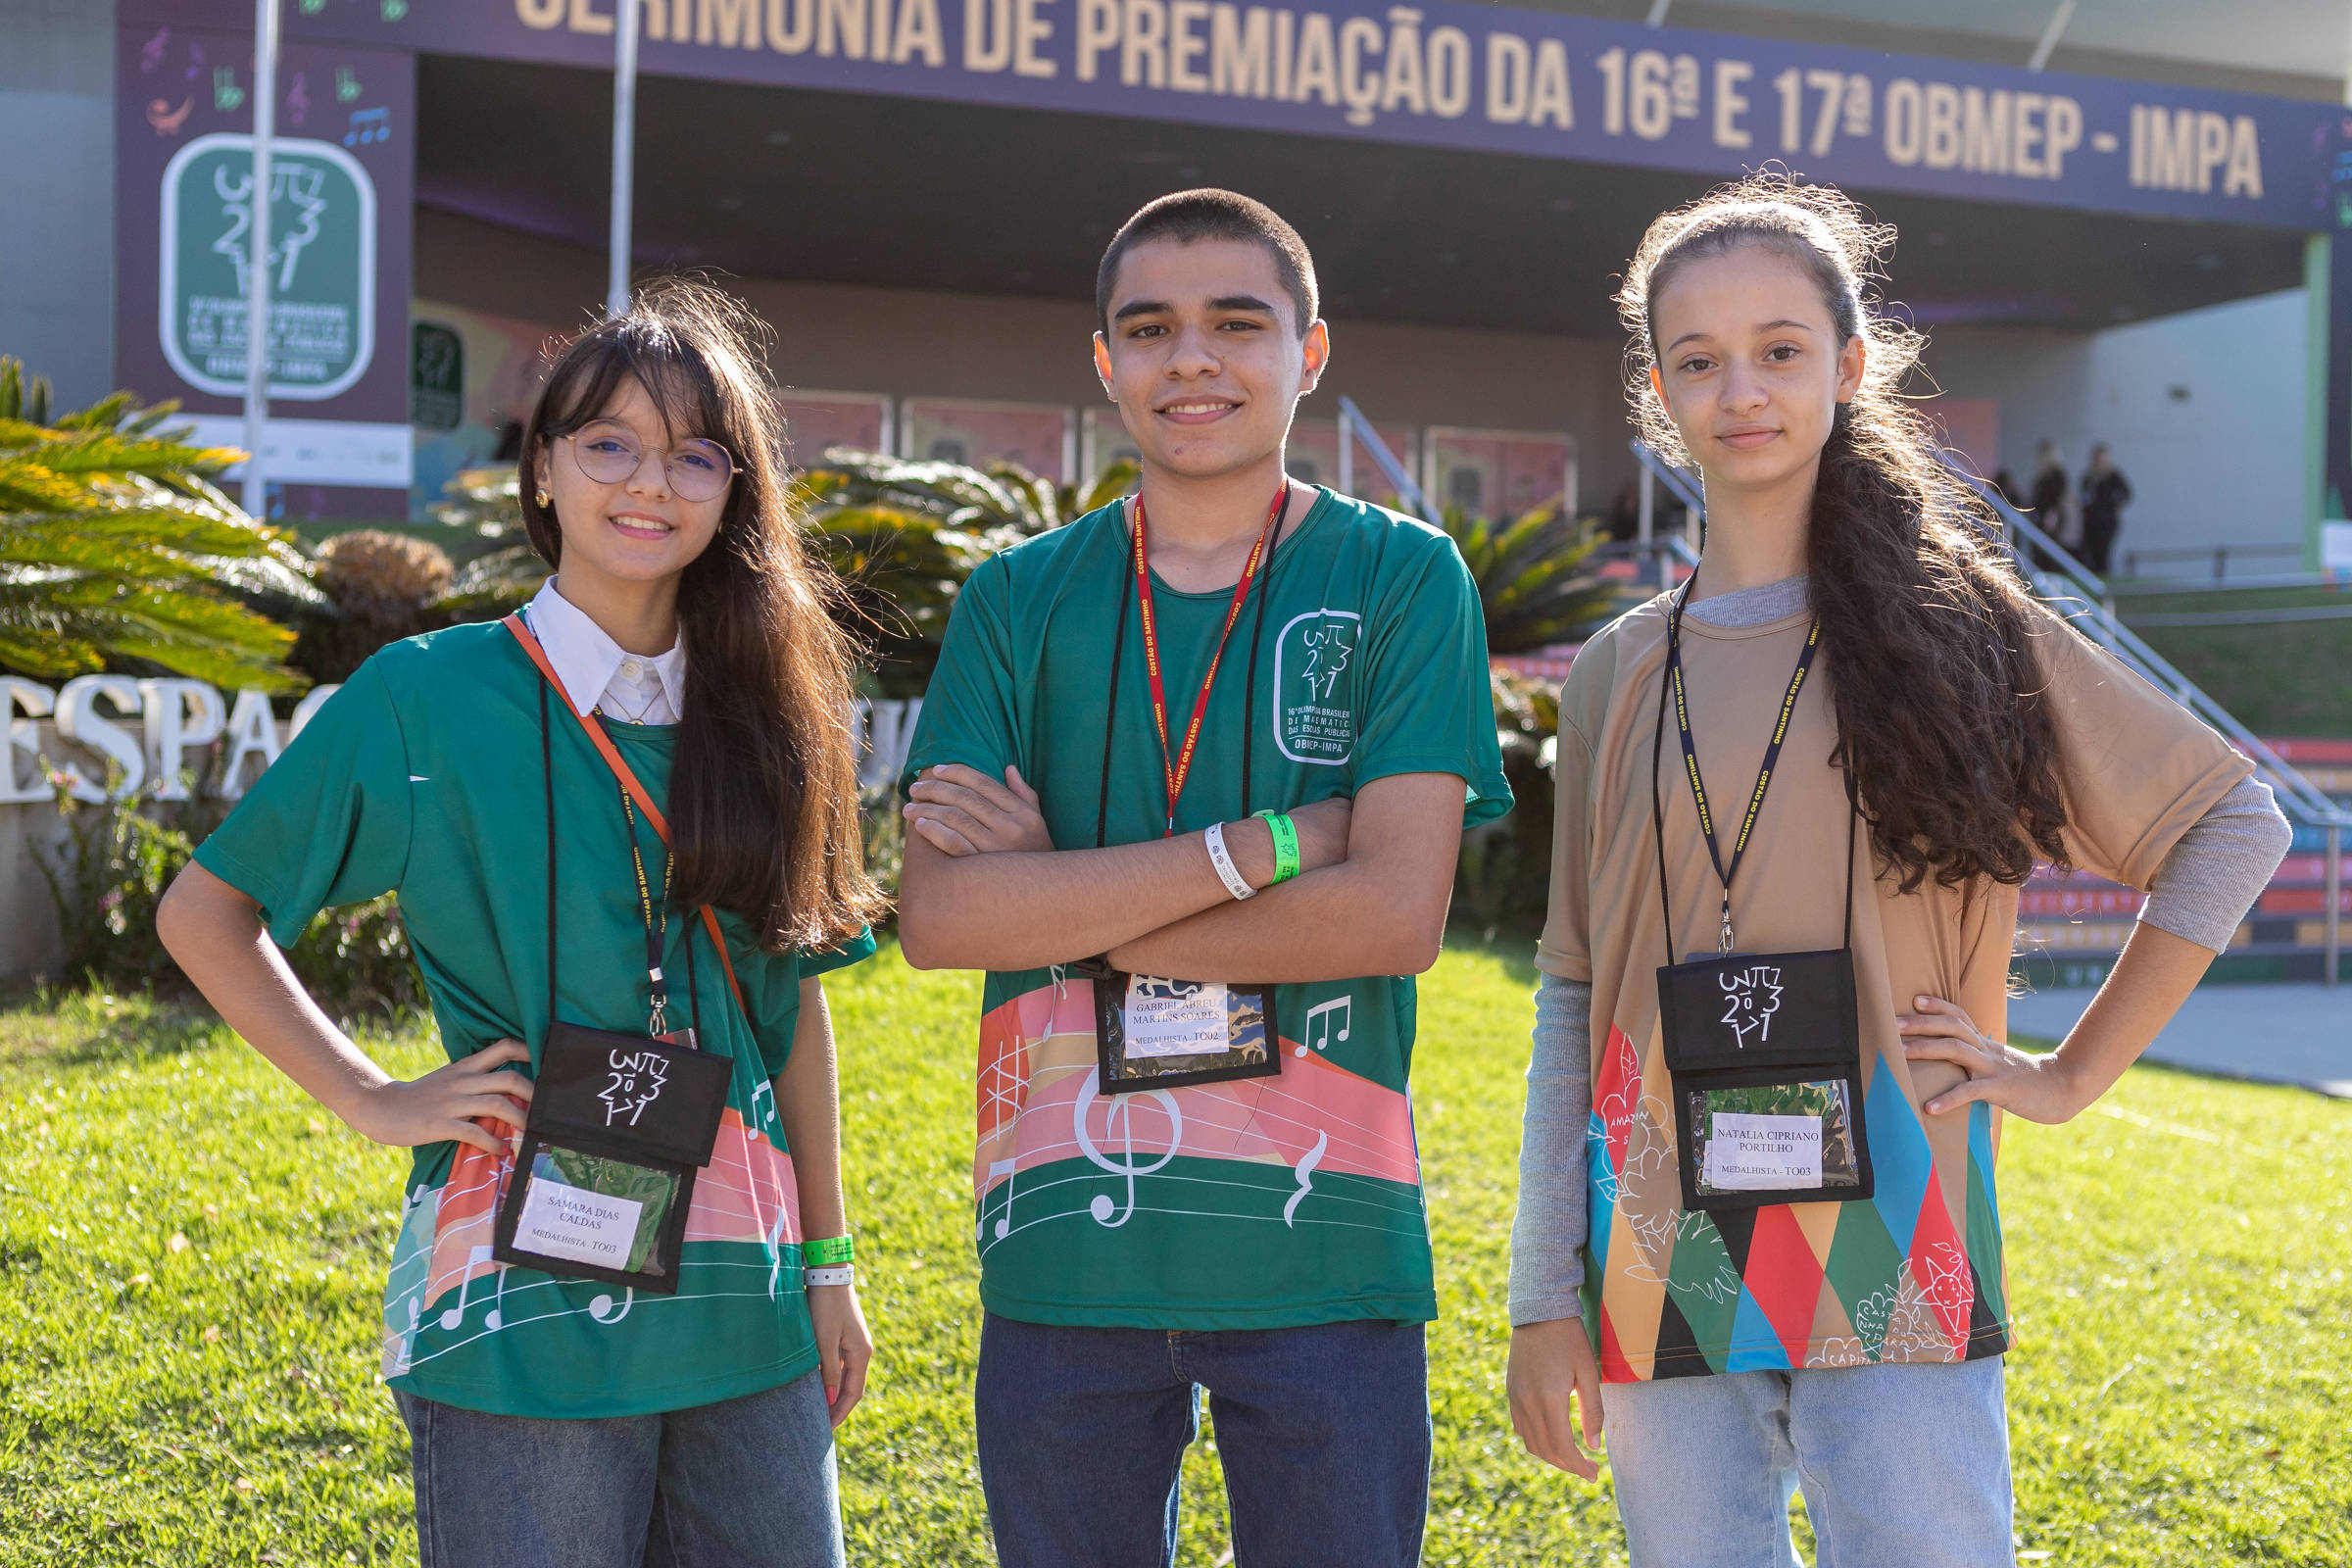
[504,613,746,1012]
[1130,485,1287,837]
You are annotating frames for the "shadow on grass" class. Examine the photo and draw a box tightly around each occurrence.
[0,986,227,1071]
[1443,920,1544,988]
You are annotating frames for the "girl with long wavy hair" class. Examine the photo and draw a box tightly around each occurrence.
[161,279,885,1567]
[1502,175,2287,1564]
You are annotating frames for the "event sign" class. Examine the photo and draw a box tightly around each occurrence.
[114,20,416,503]
[132,0,2340,231]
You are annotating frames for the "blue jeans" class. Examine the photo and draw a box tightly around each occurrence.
[393,1368,843,1568]
[1601,1357,2014,1568]
[974,1313,1431,1568]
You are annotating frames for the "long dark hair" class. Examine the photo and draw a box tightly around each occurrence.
[519,278,885,950]
[1617,174,2068,891]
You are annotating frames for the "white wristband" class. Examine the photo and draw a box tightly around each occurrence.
[1202,821,1257,901]
[805,1264,855,1288]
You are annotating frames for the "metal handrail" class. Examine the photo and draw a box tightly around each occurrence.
[1624,437,2345,982]
[1335,397,1436,519]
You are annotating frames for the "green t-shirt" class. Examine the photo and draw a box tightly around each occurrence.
[194,621,874,1419]
[903,488,1511,1330]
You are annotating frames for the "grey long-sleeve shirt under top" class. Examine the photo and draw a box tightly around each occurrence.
[1505,575,2295,1326]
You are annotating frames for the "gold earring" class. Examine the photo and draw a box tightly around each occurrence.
[534,488,551,507]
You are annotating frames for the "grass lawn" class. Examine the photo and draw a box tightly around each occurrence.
[2,944,2347,1566]
[2117,584,2352,739]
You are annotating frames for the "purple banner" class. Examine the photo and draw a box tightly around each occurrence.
[125,0,2334,231]
[116,19,415,513]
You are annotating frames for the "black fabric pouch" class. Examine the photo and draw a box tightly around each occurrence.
[491,1022,732,1293]
[1656,949,1873,1212]
[1073,957,1281,1096]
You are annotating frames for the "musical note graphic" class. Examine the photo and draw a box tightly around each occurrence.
[335,66,361,103]
[213,67,244,113]
[1283,1129,1328,1227]
[746,1079,774,1143]
[343,107,390,147]
[984,1158,1019,1241]
[437,1245,506,1331]
[1072,1073,1182,1228]
[286,73,310,126]
[185,42,208,82]
[589,1288,634,1324]
[146,98,193,136]
[140,28,169,73]
[1297,994,1351,1058]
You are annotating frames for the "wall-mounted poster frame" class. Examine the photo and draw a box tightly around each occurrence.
[1287,418,1418,502]
[1423,427,1577,519]
[900,397,1076,482]
[779,390,893,466]
[1080,405,1143,486]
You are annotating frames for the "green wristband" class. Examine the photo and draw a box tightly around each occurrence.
[803,1235,855,1266]
[1253,809,1301,885]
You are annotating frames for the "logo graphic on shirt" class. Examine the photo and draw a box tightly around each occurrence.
[601,1050,669,1127]
[1272,609,1361,765]
[1717,965,1784,1047]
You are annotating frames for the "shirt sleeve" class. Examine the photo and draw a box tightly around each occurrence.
[2135,777,2291,953]
[1509,971,1592,1325]
[901,554,1020,793]
[191,659,413,949]
[1534,653,1605,982]
[1350,533,1514,828]
[2034,612,2253,891]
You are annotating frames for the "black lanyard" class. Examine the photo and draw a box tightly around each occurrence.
[1095,490,1289,849]
[1647,575,1853,958]
[540,680,703,1042]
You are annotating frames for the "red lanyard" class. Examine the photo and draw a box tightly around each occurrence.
[1130,485,1288,836]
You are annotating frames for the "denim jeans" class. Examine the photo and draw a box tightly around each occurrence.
[393,1368,843,1568]
[1600,1356,2014,1568]
[975,1313,1432,1568]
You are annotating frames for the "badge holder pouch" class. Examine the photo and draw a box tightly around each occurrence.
[486,669,737,1295]
[1647,592,1875,1214]
[1072,958,1281,1095]
[492,1021,731,1292]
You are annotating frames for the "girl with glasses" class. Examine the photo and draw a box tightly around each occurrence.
[160,278,884,1567]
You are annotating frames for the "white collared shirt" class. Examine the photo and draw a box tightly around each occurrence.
[523,578,687,726]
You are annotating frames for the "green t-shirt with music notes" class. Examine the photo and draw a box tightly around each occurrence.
[193,622,873,1419]
[902,488,1512,1330]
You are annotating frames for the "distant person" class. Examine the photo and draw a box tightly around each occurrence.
[2081,442,2132,576]
[1989,466,2020,510]
[1606,475,1642,541]
[2028,440,2070,568]
[1505,173,2291,1568]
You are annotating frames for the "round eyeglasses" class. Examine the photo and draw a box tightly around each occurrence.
[561,419,737,502]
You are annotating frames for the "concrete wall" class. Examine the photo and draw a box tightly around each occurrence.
[0,0,116,409]
[1925,288,2310,567]
[416,207,1641,511]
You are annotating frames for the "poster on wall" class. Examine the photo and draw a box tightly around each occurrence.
[780,391,893,466]
[901,398,1074,482]
[1424,428,1575,519]
[1288,418,1419,502]
[407,299,565,521]
[114,21,415,520]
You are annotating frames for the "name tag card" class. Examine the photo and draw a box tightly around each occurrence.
[1084,964,1281,1095]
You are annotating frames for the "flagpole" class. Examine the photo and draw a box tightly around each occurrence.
[608,0,639,318]
[241,0,278,517]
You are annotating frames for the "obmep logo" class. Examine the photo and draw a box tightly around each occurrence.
[601,1050,669,1127]
[1718,965,1784,1048]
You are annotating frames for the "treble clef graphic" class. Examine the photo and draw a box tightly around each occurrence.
[1071,1072,1182,1228]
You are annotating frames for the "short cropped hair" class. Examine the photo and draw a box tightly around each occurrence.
[1096,189,1319,340]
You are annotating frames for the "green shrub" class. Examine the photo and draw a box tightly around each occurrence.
[35,766,424,1021]
[1453,668,1559,936]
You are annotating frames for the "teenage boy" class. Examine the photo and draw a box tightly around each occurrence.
[896,188,1512,1568]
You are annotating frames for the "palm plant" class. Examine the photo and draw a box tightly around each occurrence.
[794,449,1137,695]
[1439,496,1614,655]
[0,358,319,691]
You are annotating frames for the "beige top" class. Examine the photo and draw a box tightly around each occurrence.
[1536,593,2249,1378]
